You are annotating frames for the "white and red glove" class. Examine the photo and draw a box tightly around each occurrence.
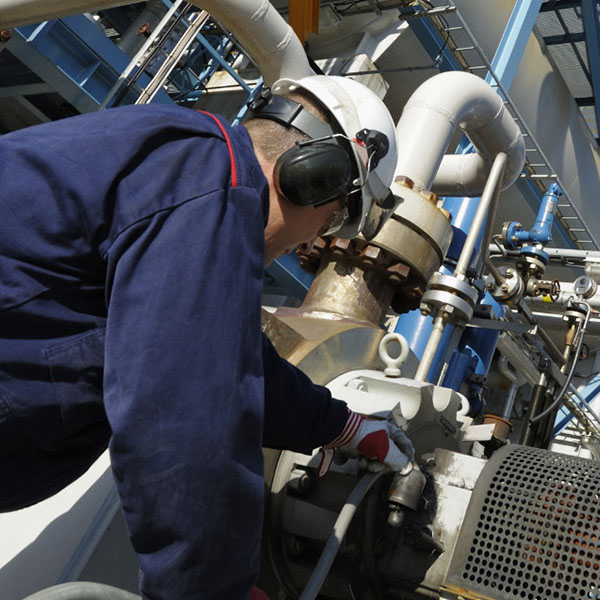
[250,587,270,600]
[317,410,415,478]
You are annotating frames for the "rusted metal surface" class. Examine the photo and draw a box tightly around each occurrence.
[300,256,395,327]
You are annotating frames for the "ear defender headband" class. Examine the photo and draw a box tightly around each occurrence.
[246,88,358,209]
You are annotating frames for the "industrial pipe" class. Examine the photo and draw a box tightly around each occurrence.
[413,310,449,382]
[23,582,141,600]
[117,0,166,57]
[394,71,525,196]
[0,0,314,86]
[454,152,507,278]
[498,355,525,419]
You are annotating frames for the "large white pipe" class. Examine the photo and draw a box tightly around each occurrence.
[394,71,526,196]
[197,1,313,86]
[0,0,313,86]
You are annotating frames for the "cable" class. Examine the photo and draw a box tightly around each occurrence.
[299,470,388,600]
[23,582,142,600]
[531,301,591,424]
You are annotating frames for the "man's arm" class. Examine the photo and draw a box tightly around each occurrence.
[261,333,348,453]
[261,333,415,475]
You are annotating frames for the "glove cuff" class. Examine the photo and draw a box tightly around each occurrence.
[322,410,363,449]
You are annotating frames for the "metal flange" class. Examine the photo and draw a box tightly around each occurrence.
[370,184,453,282]
[420,272,479,323]
[486,266,524,306]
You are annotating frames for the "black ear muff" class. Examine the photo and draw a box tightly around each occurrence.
[274,142,354,207]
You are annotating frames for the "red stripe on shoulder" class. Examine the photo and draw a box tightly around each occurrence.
[197,110,238,188]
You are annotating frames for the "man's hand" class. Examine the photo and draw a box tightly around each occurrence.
[318,410,415,477]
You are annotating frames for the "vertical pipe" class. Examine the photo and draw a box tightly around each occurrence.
[117,0,166,57]
[520,372,549,446]
[454,152,507,278]
[502,384,519,419]
[414,312,449,382]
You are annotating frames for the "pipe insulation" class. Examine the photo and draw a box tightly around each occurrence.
[394,71,526,196]
[0,0,314,87]
[23,582,142,600]
[194,0,313,86]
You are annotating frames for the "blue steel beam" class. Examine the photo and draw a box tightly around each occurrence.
[581,0,600,141]
[405,11,463,72]
[485,0,543,92]
[543,31,586,45]
[11,16,171,113]
[265,253,313,302]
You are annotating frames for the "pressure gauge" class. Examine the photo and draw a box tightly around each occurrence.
[573,275,597,299]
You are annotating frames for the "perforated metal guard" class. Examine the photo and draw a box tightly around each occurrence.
[443,444,600,600]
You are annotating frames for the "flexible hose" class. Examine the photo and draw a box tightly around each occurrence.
[531,301,591,424]
[299,470,388,600]
[22,582,142,600]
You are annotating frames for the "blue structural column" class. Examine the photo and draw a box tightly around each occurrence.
[581,0,600,139]
[485,0,544,91]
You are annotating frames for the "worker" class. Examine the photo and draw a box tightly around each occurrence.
[0,74,414,599]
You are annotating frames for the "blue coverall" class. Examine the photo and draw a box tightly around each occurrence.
[0,105,349,599]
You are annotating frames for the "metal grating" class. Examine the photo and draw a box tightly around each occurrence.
[444,444,600,600]
[537,2,599,142]
[582,104,599,136]
[546,41,592,96]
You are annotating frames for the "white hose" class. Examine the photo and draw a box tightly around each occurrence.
[299,470,387,600]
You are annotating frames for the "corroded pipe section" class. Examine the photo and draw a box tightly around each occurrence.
[300,253,395,327]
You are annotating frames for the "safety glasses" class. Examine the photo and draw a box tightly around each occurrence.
[318,205,351,237]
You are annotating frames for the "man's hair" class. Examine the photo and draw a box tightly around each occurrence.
[242,89,331,162]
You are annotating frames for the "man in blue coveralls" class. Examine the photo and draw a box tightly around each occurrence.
[0,74,414,599]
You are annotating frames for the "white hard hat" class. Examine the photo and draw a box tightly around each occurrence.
[272,75,398,239]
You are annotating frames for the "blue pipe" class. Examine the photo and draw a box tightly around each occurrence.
[442,294,504,415]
